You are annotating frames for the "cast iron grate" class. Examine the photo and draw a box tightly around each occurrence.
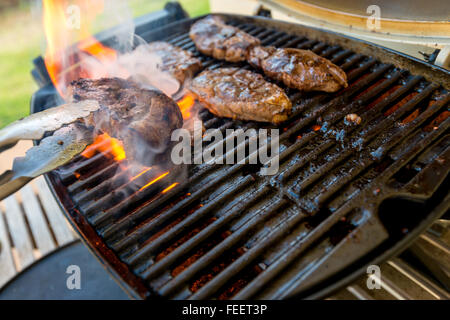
[33,15,449,299]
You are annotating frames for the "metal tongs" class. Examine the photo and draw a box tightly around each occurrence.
[0,100,100,201]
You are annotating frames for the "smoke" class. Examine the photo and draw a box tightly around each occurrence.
[35,0,192,196]
[34,0,181,97]
[117,44,180,96]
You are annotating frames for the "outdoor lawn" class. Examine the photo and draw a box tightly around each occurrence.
[0,0,210,128]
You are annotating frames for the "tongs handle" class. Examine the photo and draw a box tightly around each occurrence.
[0,100,99,152]
[0,171,32,201]
[0,122,95,202]
[0,101,99,201]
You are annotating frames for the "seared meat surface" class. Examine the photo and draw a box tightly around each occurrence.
[69,78,183,163]
[189,16,261,62]
[147,41,202,84]
[190,68,292,124]
[248,46,348,92]
[190,16,347,92]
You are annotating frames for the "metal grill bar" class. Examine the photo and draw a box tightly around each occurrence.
[234,105,449,300]
[125,175,256,264]
[108,164,248,252]
[159,199,290,297]
[37,14,450,300]
[288,83,438,195]
[138,185,272,280]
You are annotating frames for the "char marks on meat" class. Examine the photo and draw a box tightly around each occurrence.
[190,16,348,92]
[248,46,348,92]
[189,15,261,62]
[69,78,183,163]
[190,68,292,124]
[147,41,202,84]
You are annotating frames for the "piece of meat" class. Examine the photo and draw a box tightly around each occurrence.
[189,15,261,63]
[190,68,292,124]
[248,46,348,92]
[190,16,347,92]
[68,77,183,164]
[147,41,202,84]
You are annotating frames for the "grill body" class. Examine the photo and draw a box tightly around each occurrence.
[31,14,450,299]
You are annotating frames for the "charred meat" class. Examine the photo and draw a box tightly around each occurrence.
[69,77,183,163]
[189,15,261,62]
[248,46,348,92]
[190,68,292,124]
[147,41,202,84]
[190,16,347,92]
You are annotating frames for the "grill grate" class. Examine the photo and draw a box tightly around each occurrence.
[37,15,450,299]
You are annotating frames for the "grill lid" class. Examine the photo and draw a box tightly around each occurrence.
[31,14,449,299]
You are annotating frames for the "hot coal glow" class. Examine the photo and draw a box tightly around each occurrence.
[79,138,175,195]
[139,171,170,192]
[162,182,179,193]
[130,167,152,181]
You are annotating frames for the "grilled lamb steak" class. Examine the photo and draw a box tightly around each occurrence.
[190,68,292,124]
[190,16,347,92]
[248,46,348,92]
[69,77,183,164]
[147,41,202,84]
[189,15,261,62]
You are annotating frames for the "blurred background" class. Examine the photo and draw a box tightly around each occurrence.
[0,0,210,129]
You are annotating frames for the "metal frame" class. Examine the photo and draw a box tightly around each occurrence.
[31,13,449,300]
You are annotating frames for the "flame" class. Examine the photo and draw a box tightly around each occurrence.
[42,0,65,94]
[139,171,170,192]
[130,167,152,181]
[162,183,179,194]
[177,94,196,120]
[81,133,126,161]
[79,36,117,62]
[42,0,118,96]
[312,125,322,131]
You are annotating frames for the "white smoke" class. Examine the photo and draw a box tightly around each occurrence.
[117,44,180,96]
[34,0,181,97]
[34,0,191,195]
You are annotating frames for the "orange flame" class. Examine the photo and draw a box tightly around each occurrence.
[81,133,126,161]
[139,172,170,192]
[177,94,196,120]
[42,0,117,96]
[162,183,179,194]
[79,36,117,62]
[130,167,152,181]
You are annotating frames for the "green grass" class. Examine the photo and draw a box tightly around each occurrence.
[0,47,38,127]
[0,6,40,128]
[130,0,210,18]
[0,0,210,128]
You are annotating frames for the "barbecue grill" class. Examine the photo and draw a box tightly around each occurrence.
[30,4,449,299]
